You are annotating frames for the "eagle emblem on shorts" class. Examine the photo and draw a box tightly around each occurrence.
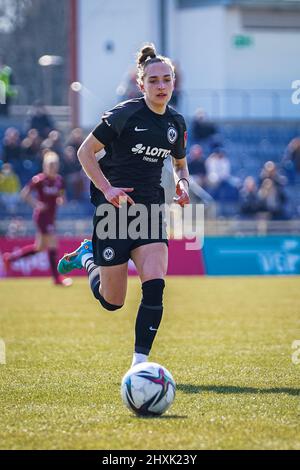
[103,247,115,261]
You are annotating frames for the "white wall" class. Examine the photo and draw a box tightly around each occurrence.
[78,1,300,122]
[78,0,160,128]
[175,5,226,90]
[223,7,300,118]
[225,8,300,90]
[174,4,300,118]
[174,5,226,117]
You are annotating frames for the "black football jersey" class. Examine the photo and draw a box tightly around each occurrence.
[91,97,187,205]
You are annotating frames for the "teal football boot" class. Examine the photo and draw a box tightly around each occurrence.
[57,239,93,274]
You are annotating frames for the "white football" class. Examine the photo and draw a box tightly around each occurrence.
[121,362,176,416]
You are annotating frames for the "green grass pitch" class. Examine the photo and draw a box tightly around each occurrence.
[0,276,299,450]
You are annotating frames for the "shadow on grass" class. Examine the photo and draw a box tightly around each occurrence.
[132,414,188,420]
[177,384,300,396]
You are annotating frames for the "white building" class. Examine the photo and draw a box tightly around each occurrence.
[76,0,300,126]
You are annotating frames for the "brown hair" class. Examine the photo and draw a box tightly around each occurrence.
[136,43,175,87]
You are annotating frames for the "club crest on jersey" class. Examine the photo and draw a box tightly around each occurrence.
[103,247,115,261]
[167,126,178,144]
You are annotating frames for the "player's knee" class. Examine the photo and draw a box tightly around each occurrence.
[142,278,165,306]
[100,286,125,308]
[98,295,123,312]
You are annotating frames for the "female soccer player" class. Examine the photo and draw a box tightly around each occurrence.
[58,43,190,366]
[4,151,71,286]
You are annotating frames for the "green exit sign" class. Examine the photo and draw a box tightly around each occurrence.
[233,35,254,48]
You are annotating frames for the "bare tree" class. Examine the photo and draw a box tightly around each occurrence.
[0,0,32,32]
[0,0,69,105]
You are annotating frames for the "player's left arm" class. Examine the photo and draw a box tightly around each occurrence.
[172,156,190,207]
[56,189,65,206]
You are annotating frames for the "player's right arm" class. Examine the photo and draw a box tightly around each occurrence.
[78,132,134,208]
[20,181,46,211]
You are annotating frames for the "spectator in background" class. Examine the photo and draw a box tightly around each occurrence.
[1,127,22,171]
[21,128,42,164]
[20,128,43,183]
[61,145,84,200]
[206,146,231,187]
[116,67,142,101]
[257,177,287,220]
[282,137,300,184]
[190,108,217,149]
[188,144,207,187]
[26,100,55,138]
[0,53,17,116]
[239,176,260,217]
[260,160,287,188]
[66,127,84,154]
[0,162,21,213]
[206,146,239,202]
[41,130,64,157]
[169,62,182,108]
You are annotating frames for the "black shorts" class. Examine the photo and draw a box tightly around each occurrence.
[92,201,168,266]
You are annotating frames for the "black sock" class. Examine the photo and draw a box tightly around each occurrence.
[135,279,165,355]
[83,256,122,311]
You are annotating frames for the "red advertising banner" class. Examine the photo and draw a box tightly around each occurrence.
[0,237,205,278]
[167,238,205,275]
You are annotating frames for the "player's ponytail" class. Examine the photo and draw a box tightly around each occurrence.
[137,43,157,67]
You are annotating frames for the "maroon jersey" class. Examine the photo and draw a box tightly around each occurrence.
[29,173,64,221]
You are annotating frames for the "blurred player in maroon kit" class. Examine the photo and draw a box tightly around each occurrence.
[4,151,72,286]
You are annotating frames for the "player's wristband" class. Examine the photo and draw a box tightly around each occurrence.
[177,177,189,188]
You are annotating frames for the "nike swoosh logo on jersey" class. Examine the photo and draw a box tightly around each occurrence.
[149,326,158,331]
[135,126,148,132]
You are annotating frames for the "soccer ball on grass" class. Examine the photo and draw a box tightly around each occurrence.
[121,362,176,416]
